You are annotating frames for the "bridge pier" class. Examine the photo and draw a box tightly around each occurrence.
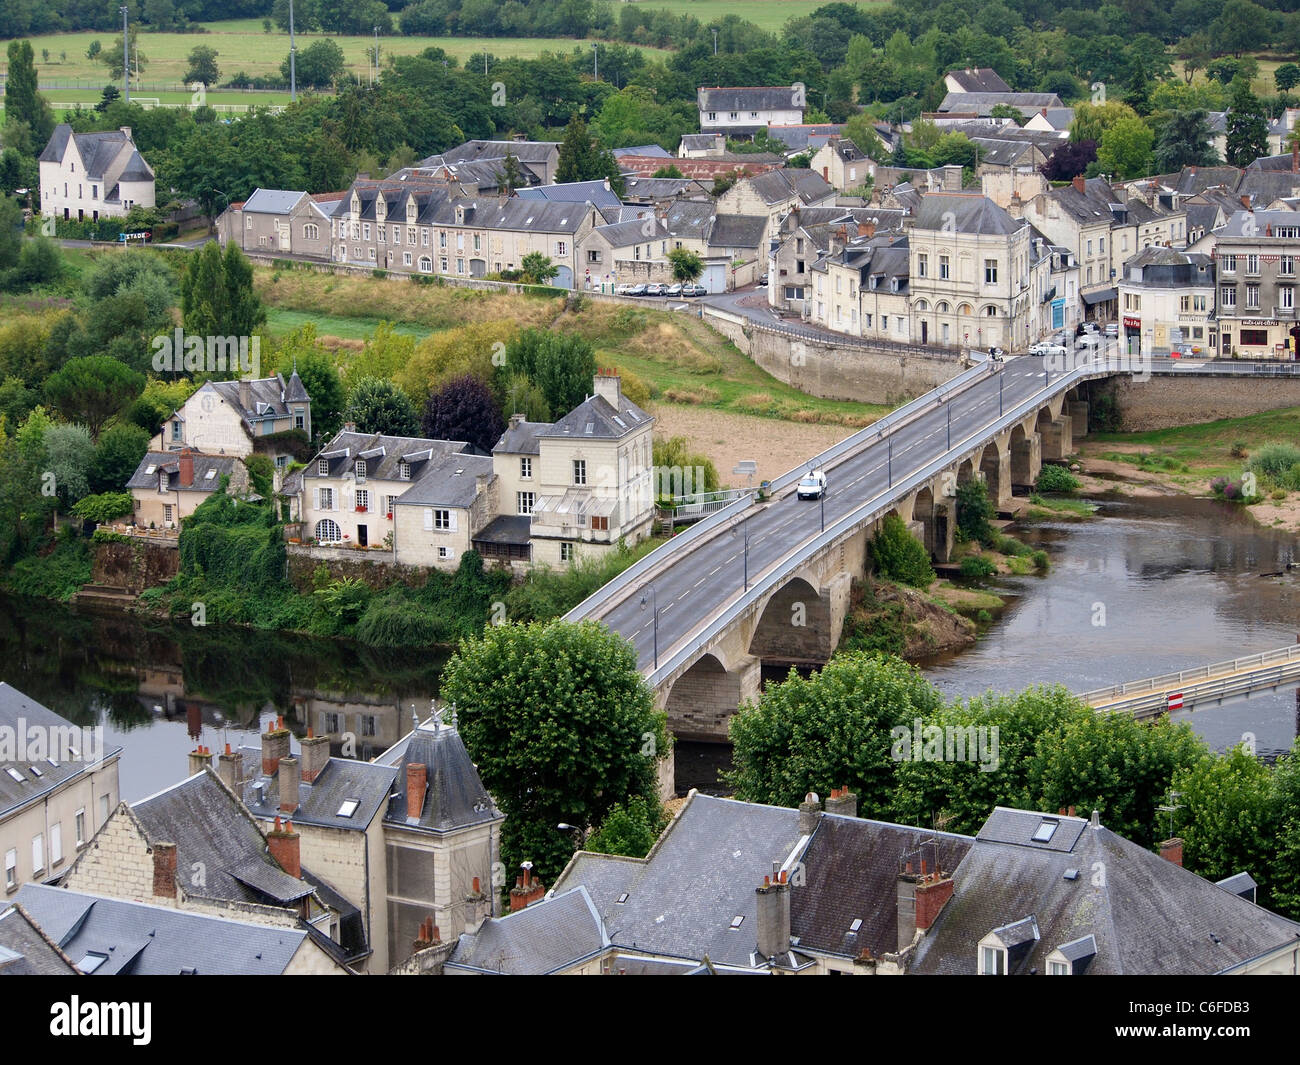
[1010,429,1042,489]
[1068,401,1089,442]
[1040,415,1073,461]
[980,443,1012,511]
[664,654,762,743]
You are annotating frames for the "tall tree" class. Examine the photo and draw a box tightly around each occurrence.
[4,40,53,145]
[180,241,266,340]
[343,376,419,437]
[1225,78,1270,167]
[43,356,144,440]
[555,114,626,195]
[421,375,504,453]
[1153,110,1220,171]
[184,45,221,86]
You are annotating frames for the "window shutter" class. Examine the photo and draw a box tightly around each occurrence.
[448,510,458,533]
[313,487,320,510]
[424,508,433,531]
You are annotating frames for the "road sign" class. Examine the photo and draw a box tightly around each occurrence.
[1167,692,1184,712]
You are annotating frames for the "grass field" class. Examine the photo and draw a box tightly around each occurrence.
[619,0,885,33]
[2,21,670,94]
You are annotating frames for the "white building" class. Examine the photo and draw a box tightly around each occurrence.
[698,87,805,140]
[38,124,155,222]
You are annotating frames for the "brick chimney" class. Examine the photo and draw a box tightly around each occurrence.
[406,761,427,820]
[756,870,791,959]
[413,916,442,953]
[825,785,858,819]
[915,870,955,931]
[217,743,240,792]
[188,744,212,777]
[267,816,301,879]
[300,729,330,784]
[857,221,875,239]
[509,862,545,911]
[178,448,194,488]
[1292,138,1298,173]
[238,378,251,412]
[465,875,492,934]
[1072,175,1086,195]
[261,716,291,777]
[1158,837,1184,867]
[897,862,920,951]
[593,370,622,408]
[1041,107,1047,118]
[798,792,823,835]
[152,842,177,900]
[278,755,300,814]
[1241,194,1251,210]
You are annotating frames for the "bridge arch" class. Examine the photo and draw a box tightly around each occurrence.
[1008,421,1041,489]
[979,441,1011,510]
[748,575,834,665]
[664,652,760,744]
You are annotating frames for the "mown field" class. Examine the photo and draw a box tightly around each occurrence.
[619,0,886,33]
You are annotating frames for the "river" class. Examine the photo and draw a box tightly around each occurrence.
[2,492,1297,801]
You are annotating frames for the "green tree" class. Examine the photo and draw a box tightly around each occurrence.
[43,357,144,440]
[868,513,934,588]
[503,329,595,418]
[496,150,523,194]
[0,406,55,562]
[989,103,1027,127]
[956,478,995,545]
[100,27,148,82]
[4,40,53,145]
[1123,60,1152,116]
[180,241,266,341]
[667,247,703,283]
[90,422,150,494]
[284,39,345,90]
[518,251,558,285]
[727,651,945,815]
[844,113,887,161]
[1225,78,1270,167]
[184,45,221,87]
[343,376,419,437]
[440,618,666,883]
[344,321,415,390]
[651,435,719,496]
[1069,100,1141,145]
[1097,115,1155,179]
[1211,0,1274,58]
[585,795,665,858]
[1276,64,1300,94]
[555,114,626,195]
[294,347,345,442]
[43,422,95,507]
[652,164,685,178]
[1153,110,1219,172]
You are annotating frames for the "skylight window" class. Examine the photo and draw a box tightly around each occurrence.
[848,918,863,934]
[204,469,216,481]
[616,893,629,904]
[338,799,359,818]
[28,766,42,779]
[1032,818,1059,843]
[79,952,109,974]
[729,915,744,930]
[145,465,156,475]
[6,767,24,782]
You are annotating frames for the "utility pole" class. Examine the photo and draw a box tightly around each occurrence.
[593,42,598,82]
[373,26,379,86]
[121,5,129,104]
[289,0,297,103]
[712,28,718,56]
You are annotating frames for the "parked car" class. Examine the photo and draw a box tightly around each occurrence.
[629,283,648,296]
[646,283,666,296]
[681,283,707,297]
[1028,341,1068,356]
[796,470,827,499]
[1104,323,1119,338]
[756,274,769,288]
[1075,334,1102,352]
[665,282,683,297]
[615,283,634,295]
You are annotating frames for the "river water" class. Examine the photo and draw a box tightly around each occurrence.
[2,492,1297,801]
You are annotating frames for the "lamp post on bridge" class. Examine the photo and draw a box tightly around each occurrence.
[639,587,659,670]
[731,523,750,591]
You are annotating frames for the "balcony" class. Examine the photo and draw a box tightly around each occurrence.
[1275,307,1296,319]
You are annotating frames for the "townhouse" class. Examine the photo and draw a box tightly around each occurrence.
[808,137,872,192]
[1207,209,1300,358]
[1116,247,1216,356]
[215,187,339,260]
[126,448,250,530]
[768,206,907,314]
[38,123,154,222]
[697,86,806,139]
[715,167,838,254]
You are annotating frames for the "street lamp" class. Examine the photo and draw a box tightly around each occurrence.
[731,522,750,591]
[639,587,658,669]
[288,0,297,102]
[558,823,584,850]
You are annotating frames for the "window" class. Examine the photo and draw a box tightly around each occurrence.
[75,809,85,846]
[573,460,587,486]
[419,256,432,273]
[171,420,182,441]
[363,223,371,240]
[560,542,574,562]
[1099,237,1105,254]
[438,546,449,559]
[303,223,319,240]
[1086,239,1093,256]
[360,714,377,737]
[319,487,334,510]
[1283,288,1295,310]
[409,229,418,246]
[1247,254,1260,276]
[520,457,532,479]
[295,409,305,430]
[355,489,369,512]
[398,460,411,480]
[163,504,173,524]
[368,248,376,261]
[439,257,448,273]
[32,833,44,876]
[591,515,609,531]
[50,824,62,867]
[473,234,481,251]
[338,799,359,818]
[433,509,451,531]
[517,492,535,516]
[4,849,15,890]
[393,226,400,244]
[78,952,109,974]
[1047,960,1070,975]
[315,518,342,542]
[980,946,1006,975]
[1246,285,1260,309]
[403,252,412,267]
[917,254,927,278]
[457,258,465,274]
[1221,254,1236,273]
[355,459,366,481]
[984,259,998,284]
[323,712,342,733]
[939,255,950,280]
[1240,328,1268,345]
[1282,256,1296,277]
[1221,285,1236,308]
[1032,818,1059,843]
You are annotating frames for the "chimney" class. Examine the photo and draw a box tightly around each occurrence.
[261,716,291,777]
[1158,837,1184,867]
[299,729,330,784]
[1041,107,1047,118]
[897,865,920,951]
[120,125,132,141]
[151,842,177,900]
[267,816,301,879]
[342,421,357,433]
[278,755,300,814]
[915,871,955,932]
[593,370,622,408]
[217,743,240,791]
[1072,175,1086,195]
[188,744,212,777]
[238,378,250,412]
[1292,138,1298,173]
[857,221,875,239]
[509,862,545,911]
[1241,195,1251,210]
[178,447,194,488]
[465,875,492,934]
[825,786,858,819]
[509,412,524,428]
[406,761,427,820]
[755,871,792,960]
[798,792,822,835]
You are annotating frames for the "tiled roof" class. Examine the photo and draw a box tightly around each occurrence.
[126,451,238,492]
[389,453,493,509]
[0,904,79,974]
[539,391,651,441]
[910,193,1022,236]
[242,188,308,214]
[374,716,501,833]
[446,887,607,974]
[698,86,806,112]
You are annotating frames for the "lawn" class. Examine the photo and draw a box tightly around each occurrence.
[266,307,431,342]
[620,0,887,34]
[7,21,670,93]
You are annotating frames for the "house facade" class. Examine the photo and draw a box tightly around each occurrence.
[216,188,337,260]
[1210,209,1300,358]
[698,87,806,139]
[1116,247,1216,356]
[38,123,155,222]
[126,449,249,530]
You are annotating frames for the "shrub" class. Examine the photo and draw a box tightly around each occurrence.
[1248,443,1300,481]
[956,479,995,546]
[994,533,1032,557]
[1230,440,1249,459]
[869,513,935,588]
[72,491,134,524]
[960,555,997,578]
[1035,465,1080,494]
[355,596,444,646]
[1031,549,1050,571]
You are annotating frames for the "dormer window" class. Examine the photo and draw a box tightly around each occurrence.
[980,946,1007,974]
[355,459,366,481]
[1032,818,1059,843]
[1047,960,1070,975]
[398,460,411,480]
[318,458,329,476]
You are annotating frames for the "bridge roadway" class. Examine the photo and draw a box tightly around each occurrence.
[586,354,1063,675]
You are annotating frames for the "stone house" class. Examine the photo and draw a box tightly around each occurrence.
[577,217,673,288]
[716,168,838,252]
[1203,208,1300,358]
[215,187,337,260]
[432,139,562,185]
[1,683,122,897]
[808,138,871,192]
[38,123,154,222]
[1116,247,1216,355]
[391,454,498,566]
[698,86,806,139]
[126,448,249,530]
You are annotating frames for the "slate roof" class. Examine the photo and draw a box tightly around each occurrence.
[740,167,836,207]
[662,200,717,239]
[493,417,548,455]
[126,451,239,493]
[516,179,621,211]
[679,134,723,152]
[0,682,121,820]
[117,150,153,182]
[429,196,592,234]
[16,884,319,975]
[590,218,667,247]
[707,214,766,249]
[0,904,79,975]
[938,91,1063,115]
[437,140,560,166]
[909,808,1300,975]
[553,793,805,969]
[909,193,1022,235]
[1235,168,1300,203]
[1216,208,1300,237]
[766,124,845,153]
[131,770,313,908]
[308,431,467,483]
[390,453,493,510]
[790,814,973,959]
[538,390,651,441]
[374,715,501,833]
[39,124,152,180]
[202,373,309,433]
[1044,176,1128,225]
[239,747,397,832]
[620,176,712,202]
[243,188,308,214]
[946,68,1013,94]
[612,144,672,159]
[471,514,531,546]
[446,887,608,974]
[968,137,1042,167]
[698,86,805,113]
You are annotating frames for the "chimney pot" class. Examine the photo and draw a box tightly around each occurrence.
[756,875,792,960]
[278,755,300,814]
[300,731,330,784]
[1072,175,1086,195]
